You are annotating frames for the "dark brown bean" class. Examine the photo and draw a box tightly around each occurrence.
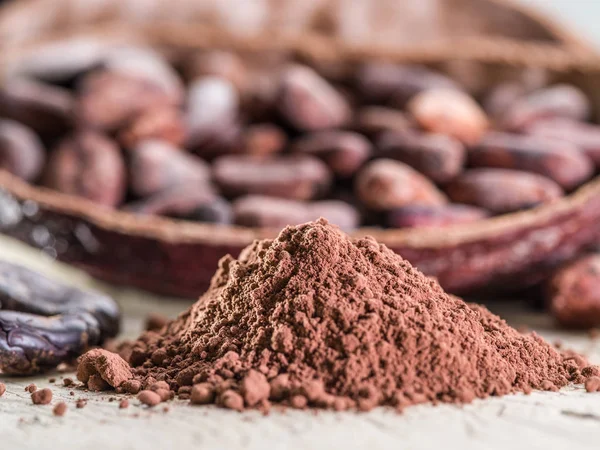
[0,78,73,136]
[500,84,590,131]
[408,88,488,145]
[446,168,563,214]
[469,132,594,190]
[240,124,287,157]
[546,254,600,329]
[44,132,126,207]
[377,130,465,183]
[232,195,359,230]
[129,140,211,197]
[277,64,351,131]
[118,107,187,149]
[353,106,412,137]
[386,204,489,228]
[184,51,248,91]
[290,131,372,177]
[355,159,447,211]
[526,118,600,168]
[213,155,332,200]
[0,119,45,181]
[355,63,458,106]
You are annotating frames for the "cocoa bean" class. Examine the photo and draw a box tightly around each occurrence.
[277,64,351,131]
[408,88,488,145]
[500,84,590,131]
[353,106,412,137]
[386,204,489,228]
[290,131,372,177]
[184,51,248,92]
[0,119,45,182]
[470,132,594,190]
[355,159,447,211]
[377,130,465,183]
[129,140,211,197]
[0,78,73,136]
[118,107,187,149]
[213,155,332,200]
[240,124,287,157]
[44,132,126,207]
[446,168,563,214]
[546,254,600,329]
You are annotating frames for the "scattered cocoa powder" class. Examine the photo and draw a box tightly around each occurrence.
[104,219,589,411]
[77,349,132,390]
[119,399,130,409]
[63,378,74,387]
[0,382,6,397]
[25,383,37,393]
[75,399,87,409]
[585,377,600,393]
[145,313,170,332]
[53,402,67,416]
[31,388,52,405]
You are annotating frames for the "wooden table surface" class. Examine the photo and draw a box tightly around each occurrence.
[1,235,600,450]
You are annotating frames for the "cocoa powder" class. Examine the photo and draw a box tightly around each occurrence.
[118,219,592,411]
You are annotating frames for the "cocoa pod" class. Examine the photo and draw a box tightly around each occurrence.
[0,119,45,182]
[546,254,600,329]
[377,130,465,183]
[232,195,359,230]
[44,132,126,207]
[183,50,248,92]
[290,131,372,177]
[387,204,489,228]
[277,64,351,131]
[355,63,458,106]
[526,119,600,169]
[407,88,488,145]
[213,155,332,200]
[353,106,413,138]
[469,132,594,190]
[446,168,563,214]
[500,84,590,131]
[0,78,74,136]
[0,260,119,375]
[76,71,178,132]
[240,124,287,157]
[129,140,211,198]
[125,186,232,224]
[355,159,447,211]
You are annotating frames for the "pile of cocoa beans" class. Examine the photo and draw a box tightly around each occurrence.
[2,45,599,232]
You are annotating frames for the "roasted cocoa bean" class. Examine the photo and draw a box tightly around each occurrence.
[0,260,120,375]
[355,159,448,211]
[527,119,600,168]
[232,195,359,230]
[546,254,600,329]
[44,132,126,207]
[377,130,465,183]
[446,168,563,214]
[277,64,351,131]
[355,63,458,106]
[213,155,332,200]
[353,106,412,137]
[290,131,372,177]
[0,78,74,136]
[407,88,488,145]
[240,124,287,157]
[470,132,594,190]
[118,107,187,149]
[77,71,178,132]
[129,140,211,197]
[125,186,232,224]
[184,51,248,92]
[386,204,489,228]
[0,119,45,182]
[500,84,590,131]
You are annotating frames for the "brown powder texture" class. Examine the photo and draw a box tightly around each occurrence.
[125,219,590,411]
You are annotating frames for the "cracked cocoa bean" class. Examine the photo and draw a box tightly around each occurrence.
[0,78,74,136]
[386,204,489,228]
[277,64,351,131]
[118,107,187,149]
[470,132,594,190]
[0,119,45,182]
[353,106,412,137]
[290,131,372,177]
[0,260,119,375]
[44,132,126,207]
[546,254,600,329]
[129,140,211,197]
[377,130,465,184]
[213,155,332,200]
[500,84,590,131]
[355,159,447,211]
[446,168,563,214]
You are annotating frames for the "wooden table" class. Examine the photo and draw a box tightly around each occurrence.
[1,236,599,450]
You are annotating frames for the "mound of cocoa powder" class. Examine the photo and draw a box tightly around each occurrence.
[95,219,593,411]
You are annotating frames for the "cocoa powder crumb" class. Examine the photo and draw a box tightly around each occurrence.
[77,349,133,390]
[63,378,74,387]
[121,380,142,395]
[76,399,87,409]
[124,220,589,411]
[53,402,67,416]
[585,377,600,393]
[119,399,130,409]
[49,378,56,383]
[0,383,6,397]
[25,384,37,393]
[145,313,170,332]
[138,390,162,407]
[31,388,52,405]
